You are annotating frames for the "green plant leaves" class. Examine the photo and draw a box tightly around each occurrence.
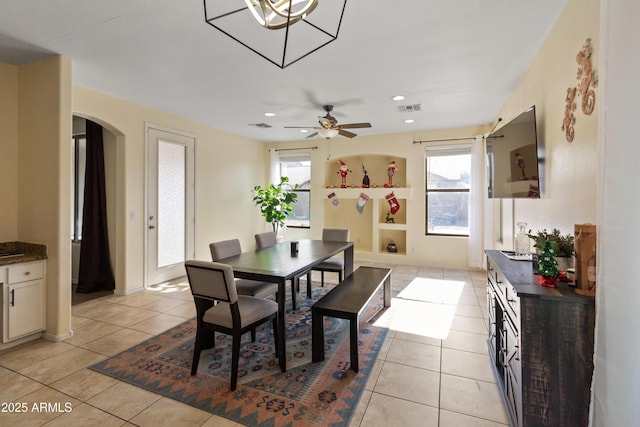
[252,176,299,234]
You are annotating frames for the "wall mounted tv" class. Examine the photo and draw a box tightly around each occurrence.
[486,105,541,199]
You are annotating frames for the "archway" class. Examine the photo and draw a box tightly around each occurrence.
[71,114,125,302]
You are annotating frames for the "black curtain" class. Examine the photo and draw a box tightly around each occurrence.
[77,120,115,293]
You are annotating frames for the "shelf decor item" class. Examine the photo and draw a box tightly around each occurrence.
[337,160,351,188]
[356,192,369,213]
[574,223,597,296]
[386,240,397,253]
[384,160,397,187]
[385,192,400,215]
[515,221,530,257]
[527,228,574,256]
[252,176,298,236]
[361,164,370,188]
[327,191,340,209]
[537,240,559,287]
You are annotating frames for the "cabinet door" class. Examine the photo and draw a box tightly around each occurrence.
[503,316,523,427]
[487,283,497,362]
[7,279,44,340]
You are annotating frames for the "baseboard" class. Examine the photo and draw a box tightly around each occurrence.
[0,332,43,350]
[114,287,145,296]
[42,330,74,342]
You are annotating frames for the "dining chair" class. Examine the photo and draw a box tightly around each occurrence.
[210,239,278,299]
[309,228,350,292]
[254,231,310,310]
[254,231,277,249]
[184,260,278,391]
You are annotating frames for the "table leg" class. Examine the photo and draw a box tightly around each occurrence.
[344,244,354,278]
[383,275,391,307]
[277,278,287,372]
[311,310,324,363]
[350,314,359,372]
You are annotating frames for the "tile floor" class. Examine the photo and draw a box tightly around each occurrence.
[0,263,509,427]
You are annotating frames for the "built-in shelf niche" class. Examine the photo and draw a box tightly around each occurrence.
[322,154,409,258]
[378,198,406,225]
[324,155,406,189]
[379,229,406,255]
[324,194,373,252]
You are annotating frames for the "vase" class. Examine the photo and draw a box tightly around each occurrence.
[515,221,530,257]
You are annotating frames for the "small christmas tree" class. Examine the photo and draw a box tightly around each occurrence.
[537,240,559,287]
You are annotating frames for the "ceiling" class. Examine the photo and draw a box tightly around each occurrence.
[0,0,567,142]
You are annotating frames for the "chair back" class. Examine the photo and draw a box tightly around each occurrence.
[255,231,277,249]
[210,239,242,261]
[322,228,350,242]
[185,260,238,304]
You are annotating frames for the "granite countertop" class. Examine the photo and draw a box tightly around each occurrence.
[0,241,48,266]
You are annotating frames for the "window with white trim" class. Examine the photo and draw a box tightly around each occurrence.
[425,144,471,236]
[280,154,311,228]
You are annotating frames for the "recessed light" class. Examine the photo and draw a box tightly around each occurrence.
[405,119,415,124]
[300,129,308,133]
[392,95,405,101]
[264,112,276,117]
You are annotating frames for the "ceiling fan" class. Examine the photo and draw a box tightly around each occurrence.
[285,105,372,139]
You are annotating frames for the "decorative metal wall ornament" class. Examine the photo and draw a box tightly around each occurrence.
[204,0,348,69]
[562,38,598,142]
[576,39,598,116]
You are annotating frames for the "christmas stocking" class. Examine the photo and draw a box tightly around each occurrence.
[385,192,400,215]
[356,192,369,213]
[328,192,340,209]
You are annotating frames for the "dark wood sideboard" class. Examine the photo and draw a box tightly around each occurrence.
[485,250,595,427]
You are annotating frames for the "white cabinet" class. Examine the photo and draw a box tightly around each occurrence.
[2,260,46,342]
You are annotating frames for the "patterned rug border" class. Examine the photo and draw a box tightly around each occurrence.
[90,289,389,427]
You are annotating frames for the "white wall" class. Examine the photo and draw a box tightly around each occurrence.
[73,86,267,295]
[268,125,487,269]
[17,56,73,340]
[593,0,640,425]
[0,62,18,242]
[501,0,599,237]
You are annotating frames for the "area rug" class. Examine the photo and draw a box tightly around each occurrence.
[90,284,389,427]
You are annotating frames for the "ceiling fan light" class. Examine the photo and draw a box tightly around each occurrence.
[318,128,339,139]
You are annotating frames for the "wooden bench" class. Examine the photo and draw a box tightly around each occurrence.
[311,266,391,372]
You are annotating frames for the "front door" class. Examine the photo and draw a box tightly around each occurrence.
[146,125,195,286]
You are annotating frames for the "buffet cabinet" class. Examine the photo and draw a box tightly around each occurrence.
[485,250,595,427]
[1,260,46,343]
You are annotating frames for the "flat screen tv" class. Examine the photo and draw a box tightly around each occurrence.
[486,106,541,198]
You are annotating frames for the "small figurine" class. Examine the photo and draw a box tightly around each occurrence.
[337,160,351,188]
[385,160,397,187]
[362,164,370,188]
[385,211,395,223]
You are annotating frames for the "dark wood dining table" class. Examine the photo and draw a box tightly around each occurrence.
[216,239,354,372]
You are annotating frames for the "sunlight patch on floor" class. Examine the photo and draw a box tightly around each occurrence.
[373,277,466,339]
[396,277,465,304]
[147,278,190,294]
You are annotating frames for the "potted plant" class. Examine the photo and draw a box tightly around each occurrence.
[527,228,575,271]
[252,176,299,236]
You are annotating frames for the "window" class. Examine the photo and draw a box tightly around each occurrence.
[71,134,87,241]
[425,144,471,236]
[279,154,311,228]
